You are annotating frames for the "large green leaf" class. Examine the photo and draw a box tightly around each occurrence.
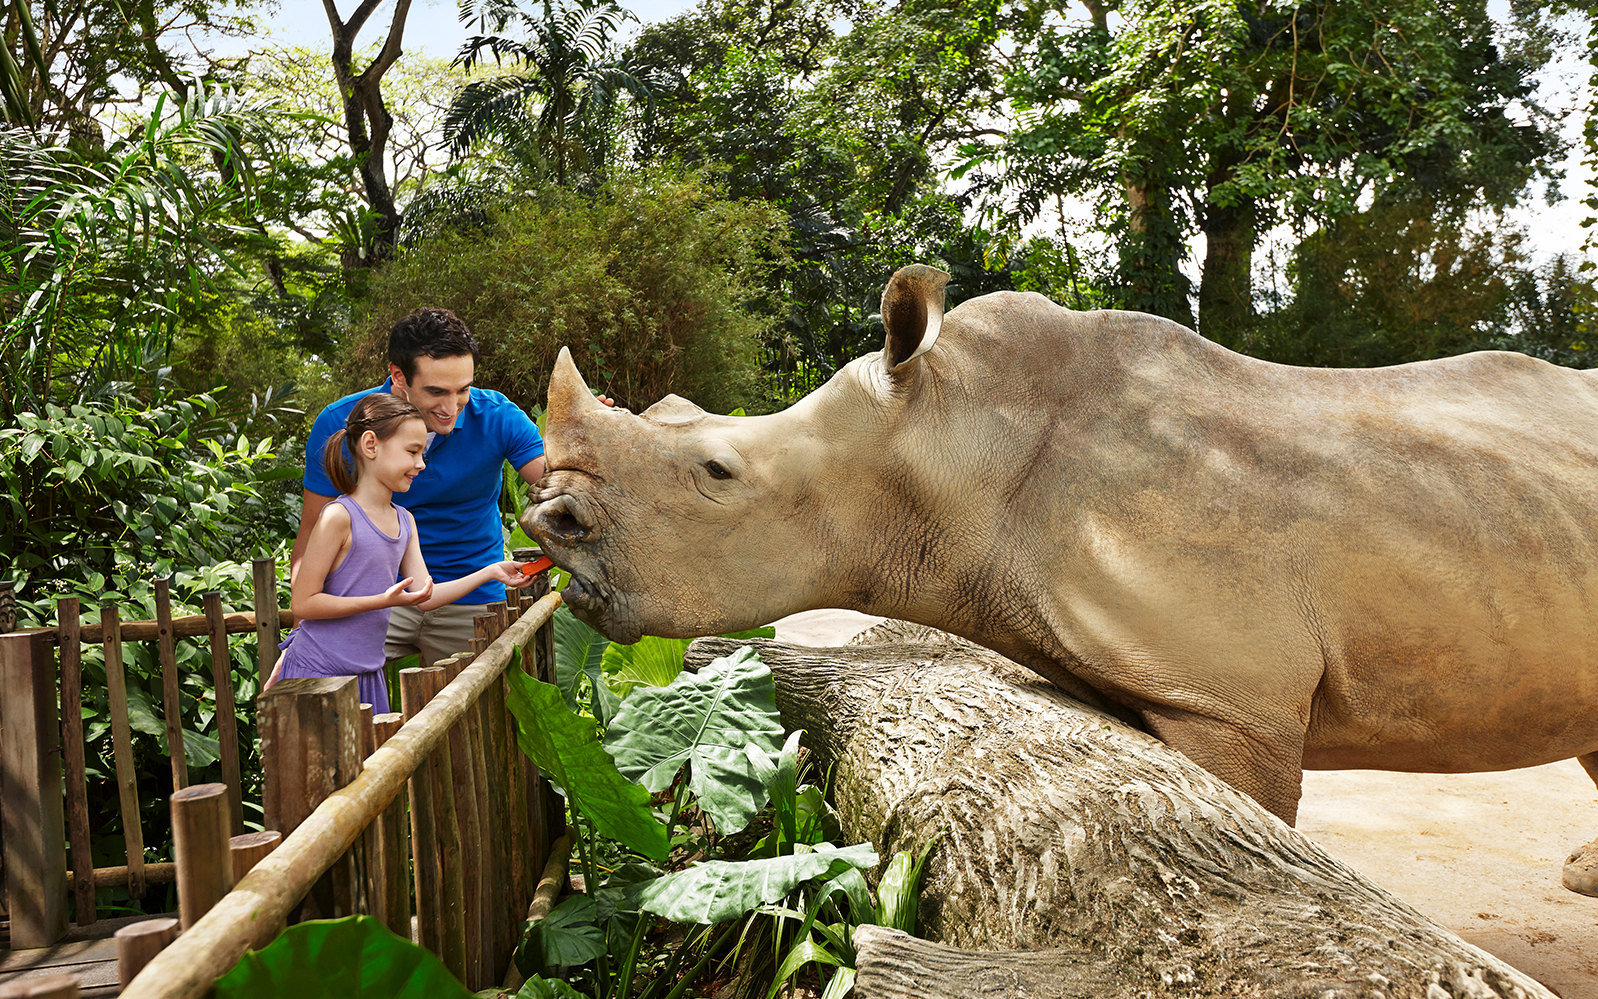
[503,666,668,861]
[603,627,775,697]
[636,842,879,925]
[522,895,607,969]
[213,915,472,999]
[552,605,617,724]
[603,645,785,834]
[515,976,588,999]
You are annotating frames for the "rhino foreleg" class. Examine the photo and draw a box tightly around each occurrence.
[1138,706,1307,826]
[1561,752,1598,896]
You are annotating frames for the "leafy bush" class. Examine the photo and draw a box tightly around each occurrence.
[0,389,300,915]
[496,632,936,999]
[341,167,790,415]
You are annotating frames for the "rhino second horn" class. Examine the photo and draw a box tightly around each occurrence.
[548,347,605,426]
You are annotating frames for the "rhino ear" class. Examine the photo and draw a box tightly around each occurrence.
[547,347,605,427]
[881,264,950,371]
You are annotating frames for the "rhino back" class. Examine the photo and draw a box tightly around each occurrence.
[877,293,1598,772]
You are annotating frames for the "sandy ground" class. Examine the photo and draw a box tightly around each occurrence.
[770,608,1598,999]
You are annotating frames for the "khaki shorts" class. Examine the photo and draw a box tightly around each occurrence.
[385,602,491,670]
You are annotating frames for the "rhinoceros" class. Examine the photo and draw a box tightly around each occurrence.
[525,263,1598,894]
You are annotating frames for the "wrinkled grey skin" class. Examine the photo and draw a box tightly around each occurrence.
[527,264,1598,892]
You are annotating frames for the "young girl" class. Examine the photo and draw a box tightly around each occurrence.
[265,392,530,712]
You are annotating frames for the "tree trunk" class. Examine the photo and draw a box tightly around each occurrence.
[683,636,1555,999]
[1199,149,1255,346]
[323,0,412,265]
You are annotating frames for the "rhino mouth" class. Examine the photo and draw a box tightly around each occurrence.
[558,571,642,645]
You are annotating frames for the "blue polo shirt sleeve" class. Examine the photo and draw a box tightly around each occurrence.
[500,401,545,470]
[302,401,346,497]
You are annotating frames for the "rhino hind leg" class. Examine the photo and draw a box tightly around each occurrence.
[1561,752,1598,897]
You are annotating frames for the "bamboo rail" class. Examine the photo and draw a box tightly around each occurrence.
[118,590,562,999]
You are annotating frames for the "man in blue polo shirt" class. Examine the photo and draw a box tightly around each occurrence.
[290,307,541,669]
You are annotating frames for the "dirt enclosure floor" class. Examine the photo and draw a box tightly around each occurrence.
[770,609,1598,999]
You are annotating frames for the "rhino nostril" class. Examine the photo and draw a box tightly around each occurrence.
[534,494,594,541]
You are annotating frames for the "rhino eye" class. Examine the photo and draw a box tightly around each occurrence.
[705,459,733,480]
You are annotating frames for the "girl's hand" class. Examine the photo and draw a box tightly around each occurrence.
[490,560,537,588]
[386,576,433,606]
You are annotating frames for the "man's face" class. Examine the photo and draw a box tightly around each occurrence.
[390,354,474,436]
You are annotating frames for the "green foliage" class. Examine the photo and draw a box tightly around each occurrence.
[345,166,789,413]
[637,843,878,925]
[0,84,282,414]
[503,659,671,860]
[499,635,923,999]
[446,0,650,186]
[214,915,475,999]
[605,646,786,835]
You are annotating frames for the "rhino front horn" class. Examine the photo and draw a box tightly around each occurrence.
[548,347,605,426]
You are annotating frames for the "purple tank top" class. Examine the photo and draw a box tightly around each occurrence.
[279,495,410,685]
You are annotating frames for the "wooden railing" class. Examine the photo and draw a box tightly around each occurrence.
[0,558,287,949]
[117,583,565,997]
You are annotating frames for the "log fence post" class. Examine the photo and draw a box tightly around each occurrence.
[358,704,388,927]
[154,578,188,791]
[229,830,281,884]
[258,675,362,922]
[115,917,180,988]
[251,558,280,695]
[203,592,244,834]
[172,783,233,930]
[372,712,411,941]
[0,630,67,947]
[100,605,146,899]
[400,667,445,957]
[56,597,95,928]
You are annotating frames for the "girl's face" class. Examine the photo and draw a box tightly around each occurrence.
[359,417,428,493]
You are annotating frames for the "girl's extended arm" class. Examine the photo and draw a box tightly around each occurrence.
[396,509,533,611]
[293,503,430,620]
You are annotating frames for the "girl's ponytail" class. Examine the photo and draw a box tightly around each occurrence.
[323,429,357,496]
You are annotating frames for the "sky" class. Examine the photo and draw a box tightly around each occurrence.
[240,0,1592,268]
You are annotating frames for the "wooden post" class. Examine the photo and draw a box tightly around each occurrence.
[115,917,180,988]
[100,605,146,898]
[372,712,412,941]
[229,830,281,883]
[358,704,387,926]
[445,650,492,987]
[251,558,280,694]
[425,666,469,982]
[258,676,362,921]
[400,667,444,956]
[203,592,243,835]
[0,630,67,947]
[0,975,80,999]
[153,578,188,790]
[56,598,96,929]
[172,783,233,930]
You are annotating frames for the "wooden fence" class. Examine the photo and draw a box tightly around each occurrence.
[1,554,566,996]
[1,558,287,951]
[118,581,565,997]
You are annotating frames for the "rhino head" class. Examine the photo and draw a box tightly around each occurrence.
[524,264,954,643]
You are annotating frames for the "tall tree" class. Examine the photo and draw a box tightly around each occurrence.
[443,0,650,186]
[321,0,413,264]
[968,0,1566,338]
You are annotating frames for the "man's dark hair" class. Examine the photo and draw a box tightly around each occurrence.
[388,308,481,381]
